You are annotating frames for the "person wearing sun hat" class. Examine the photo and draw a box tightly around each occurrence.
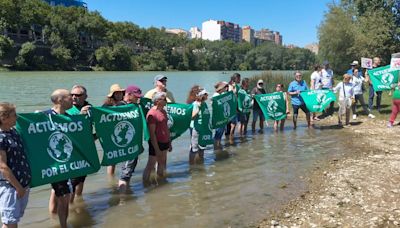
[103,84,125,107]
[144,75,175,103]
[102,84,125,176]
[212,81,229,149]
[347,60,362,76]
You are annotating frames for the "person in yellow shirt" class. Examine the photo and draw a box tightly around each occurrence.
[144,75,175,103]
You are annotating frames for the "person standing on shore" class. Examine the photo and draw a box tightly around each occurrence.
[351,69,375,119]
[251,79,266,133]
[387,81,400,128]
[0,102,31,228]
[321,61,335,117]
[273,84,290,131]
[288,72,311,129]
[143,92,172,185]
[213,81,229,150]
[310,64,322,121]
[144,75,175,103]
[116,85,144,192]
[45,89,74,228]
[333,74,355,127]
[365,57,382,112]
[102,84,125,176]
[68,85,92,203]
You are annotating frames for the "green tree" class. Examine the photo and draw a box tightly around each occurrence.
[15,42,38,69]
[0,35,13,59]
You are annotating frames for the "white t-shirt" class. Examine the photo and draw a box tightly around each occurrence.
[310,71,322,90]
[352,75,365,95]
[334,82,354,101]
[321,68,334,89]
[190,101,201,129]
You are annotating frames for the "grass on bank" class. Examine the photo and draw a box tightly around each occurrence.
[249,70,394,121]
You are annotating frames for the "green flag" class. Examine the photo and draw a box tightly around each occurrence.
[139,97,153,116]
[237,88,253,113]
[300,90,337,112]
[91,104,145,166]
[15,113,100,187]
[194,103,213,146]
[211,91,237,129]
[66,105,81,115]
[255,92,287,120]
[166,103,193,140]
[368,65,399,91]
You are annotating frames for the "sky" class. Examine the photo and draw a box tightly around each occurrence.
[84,0,332,47]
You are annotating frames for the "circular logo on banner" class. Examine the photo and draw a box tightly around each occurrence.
[267,100,278,112]
[223,102,231,118]
[317,92,327,104]
[111,121,135,147]
[47,132,73,163]
[167,113,174,129]
[243,95,252,109]
[381,73,394,84]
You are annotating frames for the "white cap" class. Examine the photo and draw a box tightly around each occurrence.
[257,79,264,84]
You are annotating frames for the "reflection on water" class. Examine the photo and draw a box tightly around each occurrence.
[0,72,356,227]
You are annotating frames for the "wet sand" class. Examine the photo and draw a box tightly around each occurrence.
[259,116,400,227]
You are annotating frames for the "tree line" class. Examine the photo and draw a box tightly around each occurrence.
[318,0,400,73]
[0,0,316,71]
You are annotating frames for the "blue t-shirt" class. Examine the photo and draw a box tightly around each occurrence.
[0,128,32,188]
[288,80,308,105]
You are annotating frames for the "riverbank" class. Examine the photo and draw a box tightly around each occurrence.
[259,116,400,227]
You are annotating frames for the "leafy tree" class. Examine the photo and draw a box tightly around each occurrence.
[0,35,13,59]
[15,42,37,69]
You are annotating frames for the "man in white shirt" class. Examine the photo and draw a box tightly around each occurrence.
[321,61,335,117]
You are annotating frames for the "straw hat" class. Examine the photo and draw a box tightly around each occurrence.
[107,84,125,98]
[214,81,228,92]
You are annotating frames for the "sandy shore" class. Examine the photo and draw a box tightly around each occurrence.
[259,116,400,227]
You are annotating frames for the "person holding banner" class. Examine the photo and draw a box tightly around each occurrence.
[227,73,241,144]
[102,84,125,176]
[365,57,382,112]
[351,69,375,119]
[144,75,175,103]
[310,64,322,121]
[116,85,144,192]
[333,74,355,127]
[189,88,209,165]
[321,61,335,117]
[238,78,252,137]
[288,72,311,129]
[0,102,31,228]
[143,92,171,184]
[213,81,229,150]
[387,81,400,128]
[274,84,290,131]
[45,89,74,228]
[251,79,266,133]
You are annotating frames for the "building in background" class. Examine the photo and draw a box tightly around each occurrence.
[165,28,189,37]
[254,28,282,46]
[242,26,255,45]
[189,27,202,39]
[202,20,241,43]
[274,31,282,45]
[305,43,319,54]
[43,0,87,7]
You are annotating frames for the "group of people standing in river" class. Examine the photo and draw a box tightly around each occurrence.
[1,56,399,227]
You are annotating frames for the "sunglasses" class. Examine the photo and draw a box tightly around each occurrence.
[159,79,167,83]
[71,93,84,97]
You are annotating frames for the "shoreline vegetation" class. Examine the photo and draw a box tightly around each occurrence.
[0,0,315,72]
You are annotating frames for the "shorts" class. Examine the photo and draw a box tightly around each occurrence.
[71,176,87,192]
[292,104,309,115]
[230,114,239,124]
[51,180,71,197]
[148,141,170,156]
[238,113,250,123]
[0,184,30,224]
[252,109,265,122]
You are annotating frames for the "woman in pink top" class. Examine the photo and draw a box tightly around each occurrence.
[143,92,172,185]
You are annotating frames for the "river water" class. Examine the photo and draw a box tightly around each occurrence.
[0,71,354,227]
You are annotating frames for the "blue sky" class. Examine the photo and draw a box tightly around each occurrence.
[85,0,332,47]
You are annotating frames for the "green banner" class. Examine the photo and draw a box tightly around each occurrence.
[194,103,213,146]
[15,113,100,187]
[66,106,81,115]
[237,88,253,113]
[166,103,193,140]
[368,65,399,91]
[211,91,237,129]
[139,97,153,117]
[91,104,145,166]
[300,90,336,112]
[255,92,287,121]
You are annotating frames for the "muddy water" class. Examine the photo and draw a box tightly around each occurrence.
[0,72,353,227]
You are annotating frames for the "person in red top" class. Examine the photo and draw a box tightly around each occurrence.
[143,92,172,185]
